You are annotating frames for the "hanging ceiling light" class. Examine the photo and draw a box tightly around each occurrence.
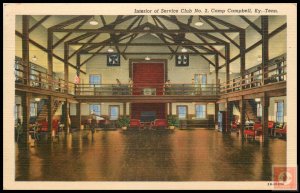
[181,47,188,53]
[257,55,262,62]
[255,98,261,102]
[89,16,99,26]
[107,46,114,53]
[145,56,151,61]
[31,55,38,62]
[35,97,41,102]
[194,16,204,27]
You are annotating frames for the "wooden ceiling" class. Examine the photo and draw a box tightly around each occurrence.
[28,15,264,68]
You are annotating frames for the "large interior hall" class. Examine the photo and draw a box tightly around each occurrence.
[14,15,287,181]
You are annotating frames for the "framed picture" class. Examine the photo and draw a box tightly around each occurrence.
[107,54,120,66]
[176,54,189,66]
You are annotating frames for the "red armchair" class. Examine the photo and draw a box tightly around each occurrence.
[274,124,287,137]
[129,119,142,129]
[151,119,168,129]
[38,119,59,132]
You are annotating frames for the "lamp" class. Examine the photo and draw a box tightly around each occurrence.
[35,98,41,102]
[257,55,262,63]
[89,16,99,26]
[31,55,38,62]
[255,98,261,102]
[181,47,188,53]
[194,16,204,27]
[145,56,151,61]
[107,46,114,53]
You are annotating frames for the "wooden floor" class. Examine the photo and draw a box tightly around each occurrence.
[15,129,286,181]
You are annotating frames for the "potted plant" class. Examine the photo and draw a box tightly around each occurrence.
[167,115,179,130]
[117,115,130,130]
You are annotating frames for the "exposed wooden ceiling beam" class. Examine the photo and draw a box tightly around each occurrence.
[200,55,215,67]
[49,16,91,30]
[53,18,89,49]
[240,16,262,34]
[200,16,240,49]
[80,52,215,55]
[29,16,51,33]
[69,42,225,46]
[53,28,240,33]
[80,46,105,67]
[15,30,86,74]
[203,16,243,31]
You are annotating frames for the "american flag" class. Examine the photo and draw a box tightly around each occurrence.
[74,75,80,84]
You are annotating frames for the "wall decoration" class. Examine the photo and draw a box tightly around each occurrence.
[176,54,189,66]
[107,54,120,66]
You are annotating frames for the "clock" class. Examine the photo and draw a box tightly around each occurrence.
[107,54,120,66]
[176,54,189,66]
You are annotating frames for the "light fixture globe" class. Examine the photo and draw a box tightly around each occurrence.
[31,55,38,62]
[181,47,188,53]
[194,21,204,26]
[255,98,261,102]
[145,56,151,61]
[89,17,99,26]
[107,47,114,53]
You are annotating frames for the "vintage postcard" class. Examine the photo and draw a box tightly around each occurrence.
[3,3,297,190]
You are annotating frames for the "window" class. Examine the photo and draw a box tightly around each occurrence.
[107,54,120,66]
[195,104,206,119]
[30,102,37,116]
[89,104,101,116]
[109,106,119,120]
[89,75,101,85]
[177,105,187,119]
[257,103,262,117]
[275,101,284,123]
[194,74,207,85]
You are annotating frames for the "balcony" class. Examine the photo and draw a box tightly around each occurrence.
[220,58,286,94]
[75,83,220,97]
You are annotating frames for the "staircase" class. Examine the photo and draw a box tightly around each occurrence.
[36,99,62,122]
[232,100,257,122]
[245,100,258,121]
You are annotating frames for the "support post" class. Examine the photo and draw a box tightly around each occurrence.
[22,15,30,86]
[262,16,269,85]
[225,44,230,92]
[21,92,31,143]
[215,54,219,85]
[76,102,81,130]
[47,29,53,90]
[64,43,69,94]
[169,102,172,115]
[240,30,246,88]
[261,93,270,143]
[239,97,246,140]
[123,102,126,116]
[214,103,219,125]
[64,99,70,133]
[47,96,53,133]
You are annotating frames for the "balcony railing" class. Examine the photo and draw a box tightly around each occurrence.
[75,83,220,96]
[15,59,76,95]
[220,58,286,94]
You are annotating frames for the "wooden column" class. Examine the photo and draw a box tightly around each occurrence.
[215,54,219,85]
[214,103,219,124]
[240,30,246,87]
[169,102,172,115]
[47,96,53,132]
[64,43,69,94]
[21,92,31,143]
[123,102,126,116]
[239,97,246,140]
[262,16,269,85]
[225,44,230,84]
[261,94,270,143]
[63,99,70,133]
[22,15,30,86]
[225,101,230,132]
[47,29,53,90]
[76,102,81,129]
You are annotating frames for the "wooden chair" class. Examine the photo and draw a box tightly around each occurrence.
[274,123,287,137]
[129,119,142,129]
[151,119,168,130]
